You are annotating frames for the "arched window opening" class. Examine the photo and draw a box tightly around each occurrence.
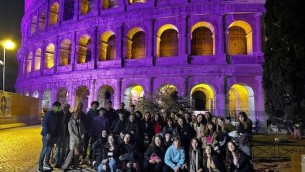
[124,85,144,108]
[102,0,118,9]
[45,44,55,69]
[131,31,146,59]
[57,88,68,105]
[128,0,146,4]
[75,86,90,111]
[35,49,41,70]
[191,84,215,112]
[39,10,46,31]
[49,2,59,26]
[191,27,213,55]
[60,39,72,66]
[42,90,51,108]
[159,29,178,57]
[63,0,74,21]
[78,35,91,64]
[228,26,247,55]
[26,53,33,73]
[80,0,93,15]
[31,15,37,35]
[100,32,116,61]
[229,84,255,120]
[97,85,114,107]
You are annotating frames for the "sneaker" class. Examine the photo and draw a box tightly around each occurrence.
[43,164,53,170]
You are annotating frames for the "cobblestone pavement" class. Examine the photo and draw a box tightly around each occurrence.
[0,125,291,172]
[0,125,42,172]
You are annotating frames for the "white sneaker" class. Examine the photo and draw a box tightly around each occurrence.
[43,164,52,170]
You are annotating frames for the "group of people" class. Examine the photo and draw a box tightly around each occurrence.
[37,100,254,172]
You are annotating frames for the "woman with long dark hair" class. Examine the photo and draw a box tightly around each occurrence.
[226,141,254,172]
[203,145,225,172]
[97,134,119,172]
[188,138,203,172]
[144,135,166,172]
[236,112,252,157]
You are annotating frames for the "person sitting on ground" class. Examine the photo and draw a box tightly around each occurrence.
[164,136,187,172]
[226,141,254,172]
[97,134,119,172]
[144,135,166,172]
[91,130,108,169]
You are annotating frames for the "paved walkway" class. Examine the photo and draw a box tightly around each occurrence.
[0,125,292,172]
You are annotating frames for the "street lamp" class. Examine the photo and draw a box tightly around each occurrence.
[1,40,15,91]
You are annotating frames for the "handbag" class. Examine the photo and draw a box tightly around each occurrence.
[149,153,160,161]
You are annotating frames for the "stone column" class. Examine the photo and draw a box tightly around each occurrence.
[255,76,265,126]
[88,79,96,107]
[74,0,79,21]
[114,78,122,109]
[71,32,77,70]
[254,13,263,55]
[178,14,187,64]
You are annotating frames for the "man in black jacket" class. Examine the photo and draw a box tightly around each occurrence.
[37,101,61,172]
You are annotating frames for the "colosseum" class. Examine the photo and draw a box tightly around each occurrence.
[16,0,266,121]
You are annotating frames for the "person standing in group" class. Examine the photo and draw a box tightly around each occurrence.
[236,111,253,158]
[54,103,72,168]
[37,101,61,172]
[62,111,85,171]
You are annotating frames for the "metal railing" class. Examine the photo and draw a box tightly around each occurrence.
[252,143,305,160]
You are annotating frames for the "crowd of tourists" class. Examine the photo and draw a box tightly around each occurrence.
[37,100,254,172]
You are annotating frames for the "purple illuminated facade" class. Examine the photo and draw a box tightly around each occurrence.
[16,0,266,121]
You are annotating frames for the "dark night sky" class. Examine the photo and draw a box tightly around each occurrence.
[0,1,24,92]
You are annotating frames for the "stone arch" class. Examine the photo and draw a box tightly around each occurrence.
[74,86,90,111]
[156,84,178,96]
[42,89,51,109]
[26,52,33,73]
[191,22,215,55]
[129,0,146,4]
[228,20,253,55]
[99,31,116,61]
[80,0,93,15]
[39,9,46,31]
[35,48,41,70]
[157,24,179,57]
[126,27,146,59]
[45,44,55,69]
[102,0,118,9]
[124,85,144,107]
[57,87,68,105]
[59,39,72,66]
[32,90,39,98]
[97,85,115,108]
[63,0,74,21]
[49,2,59,26]
[31,15,37,35]
[78,35,91,64]
[190,84,215,112]
[229,83,255,120]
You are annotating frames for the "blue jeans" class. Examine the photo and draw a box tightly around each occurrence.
[38,136,55,169]
[98,158,116,172]
[55,136,69,165]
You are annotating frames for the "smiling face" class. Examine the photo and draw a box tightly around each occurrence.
[227,142,236,152]
[191,139,199,149]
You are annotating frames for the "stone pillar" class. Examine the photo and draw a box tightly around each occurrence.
[90,27,98,68]
[50,84,57,107]
[74,0,79,21]
[178,14,187,64]
[71,32,77,70]
[114,78,122,109]
[67,83,75,111]
[216,93,226,117]
[88,79,96,108]
[254,13,263,55]
[216,14,225,56]
[54,37,59,72]
[255,76,265,126]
